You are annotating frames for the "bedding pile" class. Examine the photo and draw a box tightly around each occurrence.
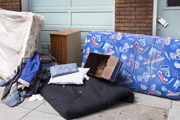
[0,11,134,118]
[0,9,44,83]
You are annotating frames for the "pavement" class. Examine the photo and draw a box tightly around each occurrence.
[0,86,179,120]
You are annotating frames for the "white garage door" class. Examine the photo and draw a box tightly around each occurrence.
[28,0,115,54]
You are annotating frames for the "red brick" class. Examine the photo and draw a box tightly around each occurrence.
[115,16,125,19]
[147,7,153,11]
[131,19,141,23]
[6,0,12,2]
[136,23,146,27]
[115,4,120,7]
[136,7,147,11]
[146,31,152,35]
[115,0,125,3]
[136,15,147,19]
[136,31,146,34]
[115,7,125,11]
[13,6,20,9]
[125,15,135,19]
[116,23,125,27]
[130,27,141,30]
[125,23,136,27]
[115,20,120,23]
[142,3,153,7]
[131,3,141,7]
[0,0,6,2]
[120,19,131,23]
[119,3,131,7]
[115,27,120,31]
[12,0,20,2]
[125,0,136,3]
[136,0,147,2]
[141,11,152,15]
[3,3,8,5]
[6,6,12,9]
[131,11,141,15]
[120,11,131,15]
[141,11,149,15]
[1,6,6,9]
[141,27,152,31]
[147,0,153,2]
[119,27,130,31]
[147,15,152,19]
[125,31,135,34]
[141,19,152,23]
[125,7,135,11]
[146,23,152,27]
[115,12,120,15]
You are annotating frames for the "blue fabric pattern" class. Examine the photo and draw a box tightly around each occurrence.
[50,63,79,78]
[18,52,40,88]
[82,31,180,99]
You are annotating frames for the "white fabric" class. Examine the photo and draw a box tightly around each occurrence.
[48,68,90,85]
[0,9,44,80]
[29,94,44,101]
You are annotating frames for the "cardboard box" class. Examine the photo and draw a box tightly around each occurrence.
[84,52,123,82]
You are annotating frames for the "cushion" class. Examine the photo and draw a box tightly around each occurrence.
[50,63,79,78]
[40,54,56,64]
[39,75,134,119]
[48,68,90,85]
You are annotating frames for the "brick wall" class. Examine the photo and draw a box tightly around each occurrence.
[0,0,21,11]
[115,0,153,35]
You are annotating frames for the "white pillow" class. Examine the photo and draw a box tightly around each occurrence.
[48,68,90,85]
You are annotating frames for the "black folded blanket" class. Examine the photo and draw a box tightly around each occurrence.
[38,76,134,119]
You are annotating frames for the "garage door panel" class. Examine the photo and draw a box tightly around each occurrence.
[29,0,114,54]
[31,0,68,7]
[40,31,56,44]
[72,12,113,26]
[71,0,113,6]
[38,13,68,25]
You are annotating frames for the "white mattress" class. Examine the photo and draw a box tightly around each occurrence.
[0,9,44,80]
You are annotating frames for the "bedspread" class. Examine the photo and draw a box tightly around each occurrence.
[82,31,180,99]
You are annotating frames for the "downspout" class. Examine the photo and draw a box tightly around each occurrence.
[21,0,28,12]
[152,0,158,36]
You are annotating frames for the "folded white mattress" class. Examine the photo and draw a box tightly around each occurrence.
[0,9,44,81]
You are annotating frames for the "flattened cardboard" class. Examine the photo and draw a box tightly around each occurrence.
[84,52,123,82]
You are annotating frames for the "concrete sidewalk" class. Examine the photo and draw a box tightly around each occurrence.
[0,86,179,120]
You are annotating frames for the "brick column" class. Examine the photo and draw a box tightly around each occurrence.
[115,0,153,35]
[0,0,21,11]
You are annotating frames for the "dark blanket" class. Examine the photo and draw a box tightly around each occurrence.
[38,76,134,119]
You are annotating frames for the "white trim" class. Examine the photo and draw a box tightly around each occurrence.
[21,0,29,12]
[152,0,158,36]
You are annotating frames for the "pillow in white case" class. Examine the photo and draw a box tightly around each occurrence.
[48,68,90,85]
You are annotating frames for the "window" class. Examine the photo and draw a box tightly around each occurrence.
[167,0,180,7]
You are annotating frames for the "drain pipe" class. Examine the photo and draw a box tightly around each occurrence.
[152,0,158,36]
[21,0,28,12]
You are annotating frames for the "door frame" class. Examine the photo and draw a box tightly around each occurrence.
[152,0,158,36]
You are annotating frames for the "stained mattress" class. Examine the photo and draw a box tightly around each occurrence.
[38,76,134,119]
[82,31,180,99]
[0,9,44,81]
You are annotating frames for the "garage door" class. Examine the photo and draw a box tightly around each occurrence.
[28,0,115,54]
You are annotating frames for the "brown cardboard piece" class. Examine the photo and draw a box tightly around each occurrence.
[84,52,123,82]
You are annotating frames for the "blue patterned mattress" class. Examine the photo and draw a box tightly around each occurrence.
[82,31,180,99]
